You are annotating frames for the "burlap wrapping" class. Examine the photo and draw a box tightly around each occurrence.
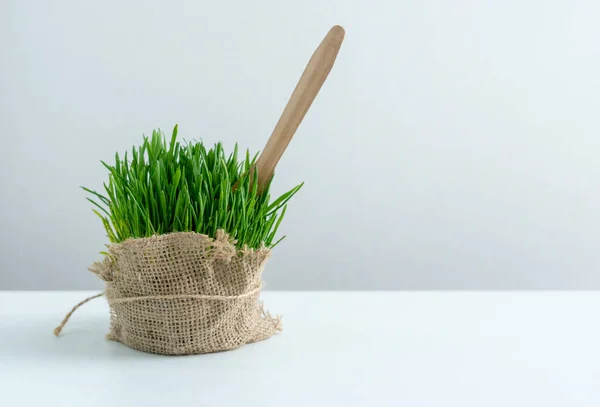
[88,230,281,355]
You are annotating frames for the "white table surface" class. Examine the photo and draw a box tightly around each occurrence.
[1,291,599,406]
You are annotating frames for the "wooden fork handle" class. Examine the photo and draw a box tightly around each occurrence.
[254,25,345,193]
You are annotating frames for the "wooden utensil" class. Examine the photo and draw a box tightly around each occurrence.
[253,25,345,193]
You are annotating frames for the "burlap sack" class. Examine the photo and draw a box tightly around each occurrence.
[87,230,281,355]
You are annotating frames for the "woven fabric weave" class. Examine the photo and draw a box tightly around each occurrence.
[89,230,281,355]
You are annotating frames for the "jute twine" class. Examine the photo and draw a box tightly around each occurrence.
[54,230,282,355]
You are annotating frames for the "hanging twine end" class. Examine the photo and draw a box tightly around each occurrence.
[52,293,104,337]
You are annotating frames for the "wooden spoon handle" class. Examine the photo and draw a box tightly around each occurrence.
[254,25,345,193]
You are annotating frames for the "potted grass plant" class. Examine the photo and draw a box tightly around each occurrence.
[83,127,302,355]
[53,25,344,355]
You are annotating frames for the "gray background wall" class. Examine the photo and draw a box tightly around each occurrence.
[1,0,599,290]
